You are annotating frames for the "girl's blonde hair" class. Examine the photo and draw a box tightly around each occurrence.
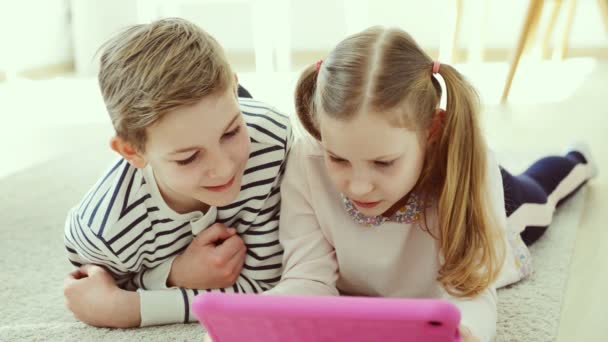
[295,26,505,298]
[98,18,234,152]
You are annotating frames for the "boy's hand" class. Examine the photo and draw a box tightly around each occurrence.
[64,265,141,328]
[459,325,480,342]
[168,223,247,289]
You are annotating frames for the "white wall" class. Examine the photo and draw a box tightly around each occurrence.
[163,0,608,50]
[0,0,72,72]
[1,0,606,75]
[291,0,607,49]
[70,0,138,76]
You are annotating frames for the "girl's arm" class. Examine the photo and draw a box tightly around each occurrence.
[266,140,339,297]
[443,287,497,342]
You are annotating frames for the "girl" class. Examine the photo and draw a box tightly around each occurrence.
[266,26,596,341]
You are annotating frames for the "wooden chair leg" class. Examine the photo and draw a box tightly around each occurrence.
[555,0,578,60]
[542,0,564,59]
[524,0,545,54]
[501,0,545,104]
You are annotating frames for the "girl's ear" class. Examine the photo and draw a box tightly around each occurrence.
[426,109,447,145]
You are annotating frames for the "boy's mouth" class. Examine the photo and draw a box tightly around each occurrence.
[203,176,236,192]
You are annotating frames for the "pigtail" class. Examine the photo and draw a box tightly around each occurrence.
[433,64,505,297]
[294,64,322,140]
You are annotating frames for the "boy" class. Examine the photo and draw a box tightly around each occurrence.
[63,18,292,327]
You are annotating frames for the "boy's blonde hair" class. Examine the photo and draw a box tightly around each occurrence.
[99,18,234,152]
[295,26,505,298]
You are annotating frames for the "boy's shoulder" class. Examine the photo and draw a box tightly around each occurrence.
[68,159,160,241]
[238,98,292,150]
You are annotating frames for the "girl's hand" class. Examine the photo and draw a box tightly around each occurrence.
[459,325,480,342]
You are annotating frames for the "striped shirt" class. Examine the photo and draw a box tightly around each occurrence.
[64,98,292,326]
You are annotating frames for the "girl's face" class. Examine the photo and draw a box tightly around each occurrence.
[319,111,426,217]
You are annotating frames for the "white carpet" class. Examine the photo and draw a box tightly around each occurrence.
[0,145,586,341]
[495,189,585,341]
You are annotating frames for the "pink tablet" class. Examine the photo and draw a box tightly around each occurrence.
[193,293,461,342]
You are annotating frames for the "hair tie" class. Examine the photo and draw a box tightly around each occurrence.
[316,59,323,72]
[432,61,441,74]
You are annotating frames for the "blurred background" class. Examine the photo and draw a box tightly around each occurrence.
[0,0,606,175]
[1,0,607,176]
[0,0,606,340]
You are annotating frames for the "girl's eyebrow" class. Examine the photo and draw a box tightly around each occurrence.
[325,147,402,161]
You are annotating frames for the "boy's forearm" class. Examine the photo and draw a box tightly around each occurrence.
[110,290,142,328]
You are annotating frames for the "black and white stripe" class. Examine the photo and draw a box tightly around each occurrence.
[64,98,293,324]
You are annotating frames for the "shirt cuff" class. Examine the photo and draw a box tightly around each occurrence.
[138,288,189,326]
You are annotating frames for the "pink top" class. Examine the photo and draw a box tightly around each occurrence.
[266,136,530,342]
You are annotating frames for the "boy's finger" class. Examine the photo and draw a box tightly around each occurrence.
[64,272,87,290]
[197,224,236,245]
[79,264,112,279]
[69,269,86,280]
[214,235,245,262]
[226,245,247,272]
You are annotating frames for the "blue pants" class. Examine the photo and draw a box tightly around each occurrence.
[501,151,591,246]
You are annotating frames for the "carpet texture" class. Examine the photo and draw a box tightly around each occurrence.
[0,147,585,341]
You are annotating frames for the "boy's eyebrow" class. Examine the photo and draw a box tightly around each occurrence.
[170,111,241,155]
[324,147,402,161]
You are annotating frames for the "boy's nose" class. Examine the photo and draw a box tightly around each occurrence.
[205,154,234,180]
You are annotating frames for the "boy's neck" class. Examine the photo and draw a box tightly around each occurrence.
[149,166,210,215]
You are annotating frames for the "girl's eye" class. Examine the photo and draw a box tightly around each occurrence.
[374,160,395,167]
[176,152,198,166]
[329,155,348,164]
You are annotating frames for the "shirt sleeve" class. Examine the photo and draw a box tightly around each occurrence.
[265,139,340,297]
[442,286,497,342]
[64,208,132,285]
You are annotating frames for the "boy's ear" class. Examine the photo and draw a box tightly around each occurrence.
[110,136,147,169]
[233,73,239,96]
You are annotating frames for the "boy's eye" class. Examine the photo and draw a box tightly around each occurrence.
[222,126,240,139]
[176,152,199,166]
[374,160,395,167]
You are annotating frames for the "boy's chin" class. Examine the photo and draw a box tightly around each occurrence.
[198,189,241,208]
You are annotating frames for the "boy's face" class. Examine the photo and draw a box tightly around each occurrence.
[319,111,426,217]
[142,87,251,213]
